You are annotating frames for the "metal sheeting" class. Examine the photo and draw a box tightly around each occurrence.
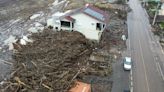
[84,8,104,21]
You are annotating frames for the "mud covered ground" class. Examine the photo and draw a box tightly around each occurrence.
[0,0,67,81]
[0,0,54,22]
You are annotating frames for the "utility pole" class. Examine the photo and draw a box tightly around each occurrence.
[152,1,160,25]
[143,0,147,7]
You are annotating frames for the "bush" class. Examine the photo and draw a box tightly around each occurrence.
[159,22,164,30]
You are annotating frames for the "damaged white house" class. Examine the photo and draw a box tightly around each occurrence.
[47,4,109,41]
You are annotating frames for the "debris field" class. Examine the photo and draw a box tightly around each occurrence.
[0,29,112,92]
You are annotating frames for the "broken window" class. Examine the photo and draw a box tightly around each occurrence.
[96,23,101,31]
[55,27,58,30]
[72,22,74,28]
[103,24,105,28]
[48,26,53,29]
[61,21,70,27]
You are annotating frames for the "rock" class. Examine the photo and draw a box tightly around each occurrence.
[52,0,59,6]
[3,35,17,50]
[34,22,43,27]
[22,36,33,43]
[121,35,126,41]
[28,27,39,33]
[30,12,44,20]
[20,39,27,45]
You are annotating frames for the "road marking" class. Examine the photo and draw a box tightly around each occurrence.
[156,62,160,75]
[130,69,133,92]
[138,11,163,54]
[154,56,164,80]
[131,81,133,86]
[128,13,133,92]
[162,50,164,54]
[130,76,133,81]
[158,42,164,54]
[130,86,133,92]
[138,39,150,92]
[139,8,164,81]
[155,41,164,66]
[143,19,164,55]
[157,62,164,80]
[130,70,133,80]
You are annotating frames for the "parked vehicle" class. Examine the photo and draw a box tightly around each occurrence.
[123,57,132,70]
[124,89,130,92]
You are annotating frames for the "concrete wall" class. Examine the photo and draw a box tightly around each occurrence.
[159,9,164,15]
[159,3,164,15]
[71,13,104,41]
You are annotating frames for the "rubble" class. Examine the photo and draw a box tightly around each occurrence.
[22,36,33,43]
[30,12,44,20]
[52,0,59,6]
[121,35,126,41]
[27,27,39,33]
[3,35,17,50]
[27,25,44,33]
[0,29,112,92]
[94,2,131,12]
[0,0,73,83]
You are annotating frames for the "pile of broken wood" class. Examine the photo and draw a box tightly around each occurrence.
[0,29,112,92]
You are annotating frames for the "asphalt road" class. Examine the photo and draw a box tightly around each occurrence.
[128,0,164,92]
[111,55,130,92]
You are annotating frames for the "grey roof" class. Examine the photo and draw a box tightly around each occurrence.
[84,8,105,21]
[58,5,109,23]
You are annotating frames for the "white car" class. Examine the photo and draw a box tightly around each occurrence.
[123,57,132,70]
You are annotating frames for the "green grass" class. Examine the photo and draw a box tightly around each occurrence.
[146,1,159,17]
[148,1,158,10]
[148,10,155,17]
[159,22,164,30]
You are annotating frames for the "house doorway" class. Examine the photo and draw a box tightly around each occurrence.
[72,22,74,28]
[96,23,101,31]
